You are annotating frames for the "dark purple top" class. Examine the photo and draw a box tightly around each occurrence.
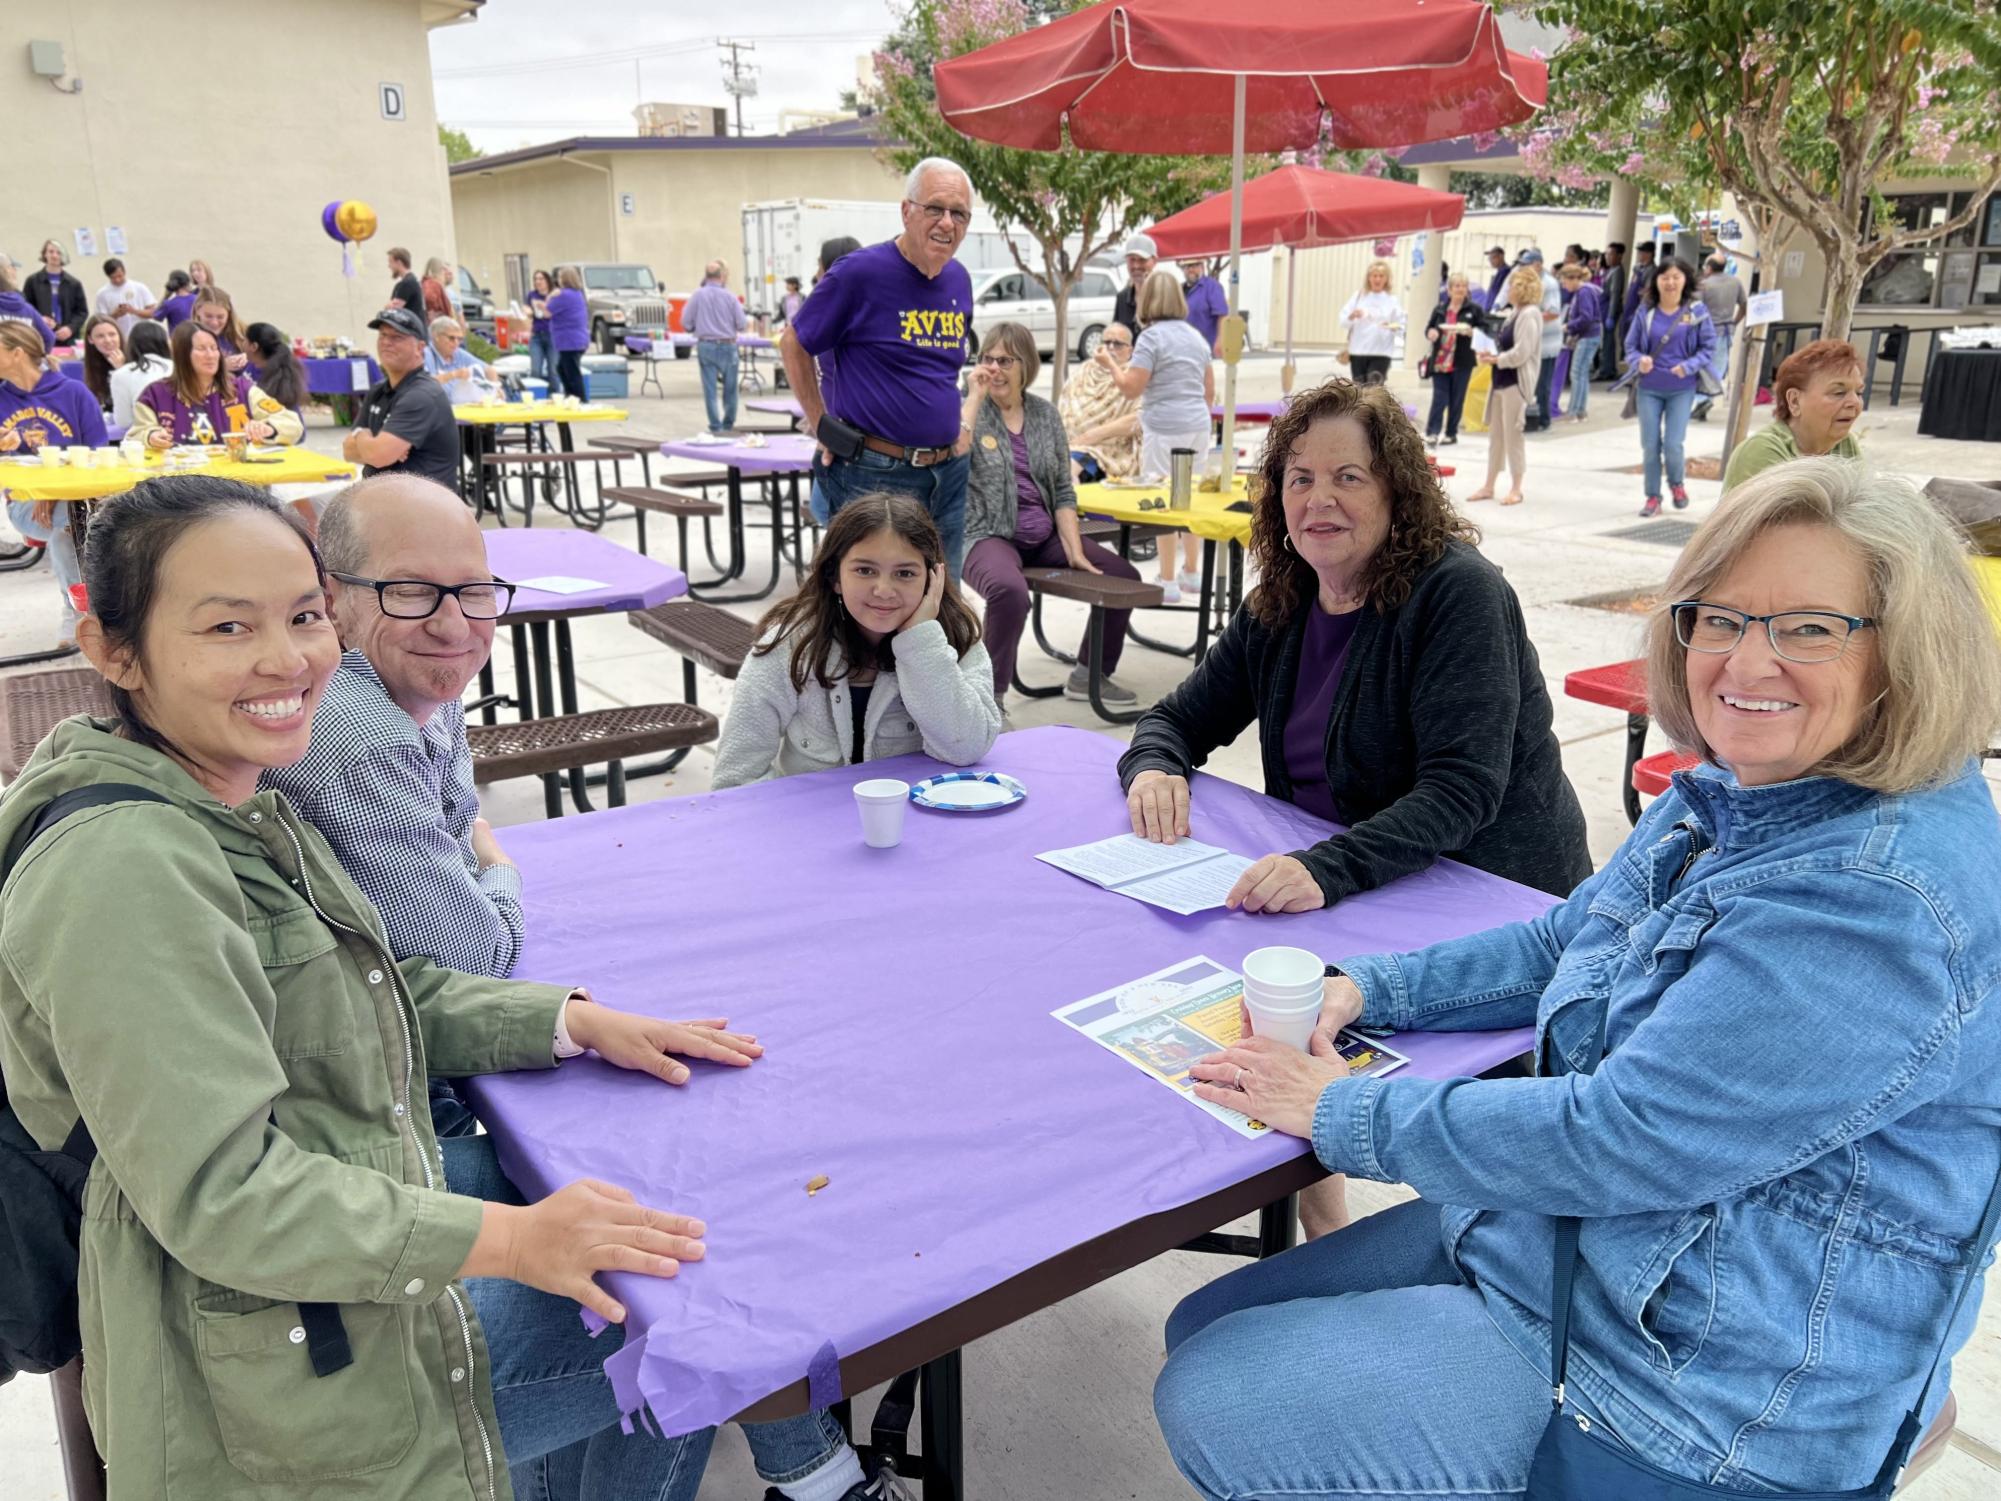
[1281,602,1361,824]
[1007,428,1053,547]
[159,293,197,330]
[1183,275,1230,351]
[787,239,973,449]
[548,287,590,352]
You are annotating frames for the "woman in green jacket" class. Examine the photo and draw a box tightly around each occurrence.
[1721,338,1864,492]
[0,478,870,1500]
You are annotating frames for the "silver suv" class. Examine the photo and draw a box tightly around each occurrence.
[569,262,668,353]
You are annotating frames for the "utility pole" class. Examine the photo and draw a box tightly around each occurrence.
[718,38,758,137]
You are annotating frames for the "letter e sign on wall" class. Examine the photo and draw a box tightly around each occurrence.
[380,82,407,122]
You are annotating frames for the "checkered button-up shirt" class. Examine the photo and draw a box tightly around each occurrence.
[264,651,524,978]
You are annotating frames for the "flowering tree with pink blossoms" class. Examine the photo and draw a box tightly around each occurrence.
[1522,0,2001,338]
[868,0,1233,394]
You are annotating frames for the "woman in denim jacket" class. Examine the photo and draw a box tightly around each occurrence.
[1156,458,2001,1499]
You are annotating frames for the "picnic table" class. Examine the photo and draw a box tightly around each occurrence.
[469,725,1546,1498]
[479,528,687,812]
[0,445,357,667]
[453,401,629,527]
[657,433,816,603]
[1074,476,1253,661]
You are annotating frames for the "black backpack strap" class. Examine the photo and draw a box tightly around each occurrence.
[1,783,174,1171]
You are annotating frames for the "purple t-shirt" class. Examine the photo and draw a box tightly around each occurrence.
[1281,603,1362,824]
[789,239,972,449]
[159,293,197,330]
[1007,429,1053,547]
[1184,275,1229,351]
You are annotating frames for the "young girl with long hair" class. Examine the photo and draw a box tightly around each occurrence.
[712,492,1001,788]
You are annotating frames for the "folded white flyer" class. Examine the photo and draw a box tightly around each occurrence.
[1036,833,1255,916]
[1053,956,1410,1139]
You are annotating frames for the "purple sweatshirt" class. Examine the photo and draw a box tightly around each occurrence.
[1565,281,1606,339]
[547,287,590,352]
[0,292,57,352]
[0,368,109,449]
[1624,300,1717,394]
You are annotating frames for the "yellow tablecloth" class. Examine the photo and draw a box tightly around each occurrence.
[453,403,628,425]
[1,447,358,502]
[1073,477,1256,547]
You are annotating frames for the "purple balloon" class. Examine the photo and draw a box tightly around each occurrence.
[322,201,346,244]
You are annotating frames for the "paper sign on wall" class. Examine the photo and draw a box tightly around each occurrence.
[104,225,126,255]
[1783,250,1805,278]
[1745,290,1784,328]
[1976,264,2001,297]
[73,227,96,259]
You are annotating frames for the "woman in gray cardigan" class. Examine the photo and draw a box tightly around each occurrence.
[960,321,1146,707]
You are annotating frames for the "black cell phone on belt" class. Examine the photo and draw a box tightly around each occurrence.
[816,412,865,461]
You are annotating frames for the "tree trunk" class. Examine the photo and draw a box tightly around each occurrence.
[1819,250,1867,343]
[1049,273,1071,401]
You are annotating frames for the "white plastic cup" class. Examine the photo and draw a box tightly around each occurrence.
[853,778,910,849]
[37,446,62,467]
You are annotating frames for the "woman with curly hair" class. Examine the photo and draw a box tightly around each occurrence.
[1119,378,1590,1230]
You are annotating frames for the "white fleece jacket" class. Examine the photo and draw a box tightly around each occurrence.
[711,619,1001,789]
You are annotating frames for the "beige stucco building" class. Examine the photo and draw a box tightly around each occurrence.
[6,0,474,343]
[448,120,907,310]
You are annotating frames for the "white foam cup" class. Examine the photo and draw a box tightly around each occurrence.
[853,779,910,848]
[1241,945,1328,991]
[1242,1000,1319,1051]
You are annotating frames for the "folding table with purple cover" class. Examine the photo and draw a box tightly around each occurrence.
[468,726,1547,1496]
[657,432,817,604]
[478,528,686,806]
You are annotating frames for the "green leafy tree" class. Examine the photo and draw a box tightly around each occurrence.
[1522,0,2001,338]
[868,0,1232,394]
[439,124,482,165]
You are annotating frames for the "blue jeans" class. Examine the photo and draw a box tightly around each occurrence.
[1711,323,1733,382]
[696,341,739,432]
[1565,335,1601,417]
[7,499,80,642]
[1636,386,1696,496]
[1156,1199,1553,1500]
[1528,351,1556,430]
[443,1135,849,1500]
[529,327,554,385]
[813,446,970,581]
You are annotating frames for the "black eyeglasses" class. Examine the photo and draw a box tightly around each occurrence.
[1098,337,1132,350]
[332,572,516,620]
[977,354,1019,369]
[1671,600,1876,664]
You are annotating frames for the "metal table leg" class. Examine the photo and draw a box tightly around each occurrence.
[918,1350,965,1501]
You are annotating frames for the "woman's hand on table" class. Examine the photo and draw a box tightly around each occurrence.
[471,816,514,871]
[246,420,276,442]
[473,1180,707,1323]
[562,1000,763,1084]
[146,428,173,451]
[1128,769,1191,843]
[1188,1032,1351,1139]
[1315,974,1366,1050]
[1225,854,1326,914]
[904,564,946,630]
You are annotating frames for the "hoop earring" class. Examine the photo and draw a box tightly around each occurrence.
[1283,534,1297,554]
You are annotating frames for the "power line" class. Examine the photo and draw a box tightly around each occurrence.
[717,38,759,138]
[434,31,878,81]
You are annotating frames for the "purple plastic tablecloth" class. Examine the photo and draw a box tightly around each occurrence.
[467,725,1548,1439]
[303,355,383,396]
[659,432,815,477]
[668,332,776,351]
[745,397,806,422]
[483,528,687,616]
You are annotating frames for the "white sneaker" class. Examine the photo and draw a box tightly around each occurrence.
[1177,571,1201,593]
[1158,580,1183,605]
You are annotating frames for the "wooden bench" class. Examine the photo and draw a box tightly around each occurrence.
[1,666,114,781]
[603,486,726,569]
[469,701,718,817]
[627,598,757,705]
[1010,568,1163,724]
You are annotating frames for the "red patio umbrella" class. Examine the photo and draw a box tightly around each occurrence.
[1145,164,1465,384]
[935,0,1544,459]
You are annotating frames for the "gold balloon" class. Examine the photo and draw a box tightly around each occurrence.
[335,201,378,243]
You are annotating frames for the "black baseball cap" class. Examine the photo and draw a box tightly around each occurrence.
[367,307,427,341]
[1487,245,1507,256]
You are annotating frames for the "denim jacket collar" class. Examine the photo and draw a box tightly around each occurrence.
[1669,760,1878,850]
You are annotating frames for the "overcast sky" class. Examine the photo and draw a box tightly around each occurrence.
[428,2,905,154]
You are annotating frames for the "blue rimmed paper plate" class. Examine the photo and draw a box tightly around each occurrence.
[909,771,1026,813]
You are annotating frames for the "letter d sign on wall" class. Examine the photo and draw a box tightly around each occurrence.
[380,82,406,122]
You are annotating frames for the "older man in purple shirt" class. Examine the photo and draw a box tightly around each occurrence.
[686,260,749,434]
